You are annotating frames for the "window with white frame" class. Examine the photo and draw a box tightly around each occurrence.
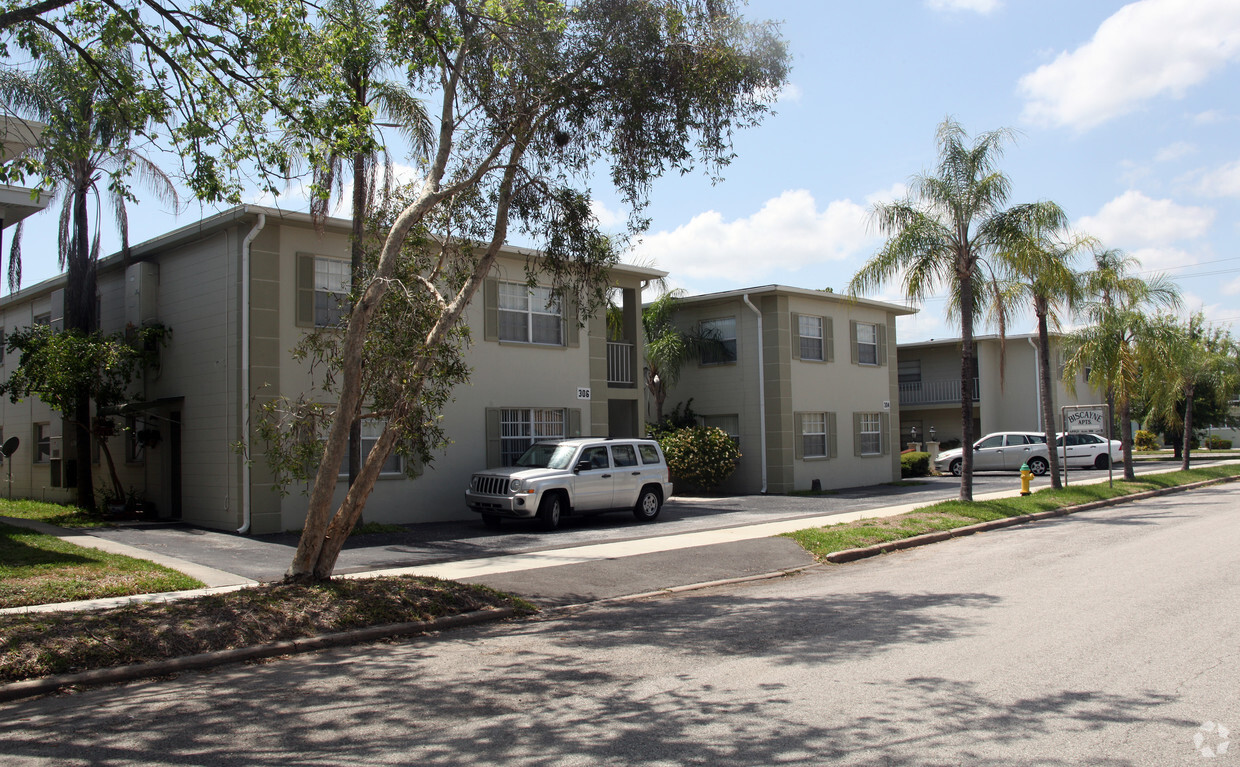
[315,257,351,327]
[801,413,828,458]
[798,315,824,361]
[33,312,50,327]
[500,408,566,466]
[858,412,882,455]
[700,317,737,364]
[34,423,51,463]
[498,282,563,345]
[338,419,403,476]
[855,322,878,365]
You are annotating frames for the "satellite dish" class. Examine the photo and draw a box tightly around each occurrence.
[1,437,17,457]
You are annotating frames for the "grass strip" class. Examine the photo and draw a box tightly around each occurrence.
[785,464,1240,560]
[0,577,534,683]
[0,522,203,608]
[0,499,110,528]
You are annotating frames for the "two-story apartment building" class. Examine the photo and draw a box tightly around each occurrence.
[895,333,1104,446]
[1,117,51,258]
[0,205,662,533]
[664,286,915,494]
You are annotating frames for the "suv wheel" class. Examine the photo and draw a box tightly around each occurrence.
[633,487,662,522]
[537,493,563,531]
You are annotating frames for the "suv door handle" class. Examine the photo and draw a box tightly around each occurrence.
[601,473,612,478]
[631,471,641,475]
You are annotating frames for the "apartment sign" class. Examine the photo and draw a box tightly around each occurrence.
[1063,406,1107,434]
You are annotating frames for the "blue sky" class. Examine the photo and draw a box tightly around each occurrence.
[12,0,1240,344]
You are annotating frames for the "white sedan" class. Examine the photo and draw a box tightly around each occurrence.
[1053,432,1124,469]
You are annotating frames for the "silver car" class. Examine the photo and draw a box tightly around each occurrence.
[465,437,674,531]
[935,431,1051,477]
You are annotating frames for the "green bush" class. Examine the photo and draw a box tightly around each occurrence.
[1206,435,1233,450]
[1134,429,1159,451]
[658,426,740,492]
[900,451,931,478]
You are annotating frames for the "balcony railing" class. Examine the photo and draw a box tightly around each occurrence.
[898,377,980,406]
[607,341,635,387]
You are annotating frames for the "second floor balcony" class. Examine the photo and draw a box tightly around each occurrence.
[607,340,636,387]
[899,377,980,406]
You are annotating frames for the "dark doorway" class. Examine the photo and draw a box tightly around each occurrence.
[169,411,182,519]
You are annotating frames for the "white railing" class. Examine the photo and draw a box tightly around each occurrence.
[607,341,635,386]
[899,377,980,405]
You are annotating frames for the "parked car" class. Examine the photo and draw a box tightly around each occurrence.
[1053,432,1123,469]
[934,431,1050,477]
[465,437,674,531]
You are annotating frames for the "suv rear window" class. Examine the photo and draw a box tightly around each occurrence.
[638,444,661,464]
[612,444,638,467]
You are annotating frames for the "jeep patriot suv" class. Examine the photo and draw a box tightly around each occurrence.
[465,437,674,531]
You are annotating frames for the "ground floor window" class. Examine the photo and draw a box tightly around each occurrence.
[500,408,566,466]
[702,414,740,445]
[34,423,51,463]
[857,412,882,455]
[801,413,828,458]
[338,419,403,476]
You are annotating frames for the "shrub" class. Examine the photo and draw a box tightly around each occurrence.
[901,451,931,478]
[658,426,740,492]
[1206,435,1233,450]
[1134,429,1159,451]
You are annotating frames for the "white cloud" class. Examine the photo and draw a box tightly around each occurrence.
[1129,246,1196,274]
[626,189,875,283]
[864,183,908,206]
[1195,158,1240,197]
[1221,276,1240,297]
[1019,0,1240,130]
[1154,142,1195,162]
[925,0,1000,13]
[776,83,803,104]
[1076,190,1214,246]
[590,199,624,229]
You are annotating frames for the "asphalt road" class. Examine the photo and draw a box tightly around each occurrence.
[84,460,1191,583]
[4,481,1236,765]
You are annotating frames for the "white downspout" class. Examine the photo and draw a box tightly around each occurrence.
[237,213,266,534]
[741,294,767,494]
[1028,336,1042,428]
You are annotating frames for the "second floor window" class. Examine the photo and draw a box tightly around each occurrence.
[315,257,350,327]
[855,322,878,365]
[700,317,737,365]
[499,283,563,345]
[798,315,824,361]
[34,423,51,463]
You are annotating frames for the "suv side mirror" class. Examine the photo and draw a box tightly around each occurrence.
[575,459,591,474]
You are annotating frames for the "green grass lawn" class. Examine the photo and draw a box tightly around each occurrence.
[786,464,1240,560]
[0,498,111,528]
[0,521,203,608]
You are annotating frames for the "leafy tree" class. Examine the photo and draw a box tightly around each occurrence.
[848,118,1066,501]
[0,324,169,506]
[286,0,434,486]
[1142,313,1239,470]
[0,37,177,510]
[995,219,1091,488]
[1064,248,1180,480]
[271,0,788,582]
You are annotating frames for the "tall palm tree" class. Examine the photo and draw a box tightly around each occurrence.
[995,221,1092,488]
[849,118,1066,501]
[290,0,432,485]
[0,39,177,511]
[1064,248,1180,480]
[641,289,723,424]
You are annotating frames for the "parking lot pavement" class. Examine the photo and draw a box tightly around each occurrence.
[80,463,1190,585]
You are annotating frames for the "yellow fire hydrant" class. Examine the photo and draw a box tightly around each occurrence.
[1019,462,1033,496]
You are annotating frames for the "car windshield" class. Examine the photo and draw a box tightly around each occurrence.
[516,443,577,469]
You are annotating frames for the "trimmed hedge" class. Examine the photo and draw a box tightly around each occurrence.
[901,451,931,478]
[1134,429,1159,451]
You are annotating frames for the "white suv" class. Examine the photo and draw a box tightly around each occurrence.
[465,437,674,531]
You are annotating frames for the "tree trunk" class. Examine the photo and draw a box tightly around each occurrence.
[347,152,367,489]
[1036,304,1061,489]
[68,184,95,512]
[958,268,975,502]
[1181,385,1194,471]
[1119,396,1136,481]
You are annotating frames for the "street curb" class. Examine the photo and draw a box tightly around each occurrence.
[825,474,1240,564]
[0,606,518,703]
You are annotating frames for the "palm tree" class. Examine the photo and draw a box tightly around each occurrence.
[849,118,1066,501]
[642,289,722,424]
[1064,248,1180,480]
[0,39,177,511]
[995,222,1092,488]
[289,0,432,485]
